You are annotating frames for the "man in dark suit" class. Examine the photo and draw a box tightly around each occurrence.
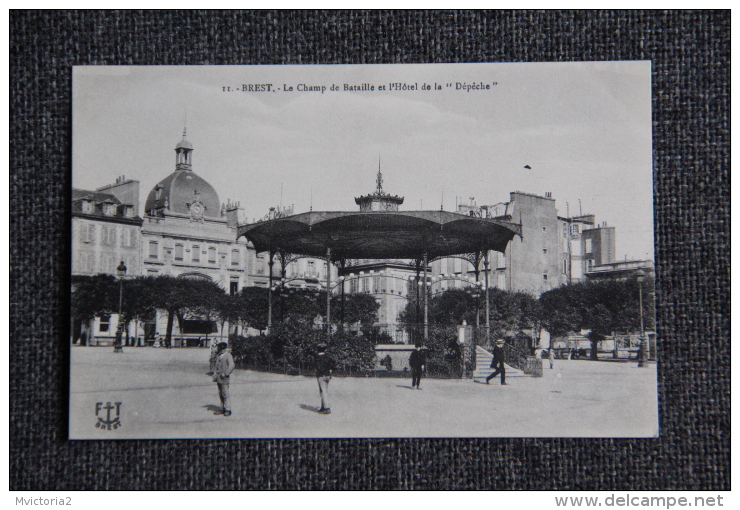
[409,344,426,389]
[485,342,508,385]
[315,344,335,414]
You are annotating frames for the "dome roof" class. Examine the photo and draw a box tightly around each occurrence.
[144,169,221,219]
[176,138,193,150]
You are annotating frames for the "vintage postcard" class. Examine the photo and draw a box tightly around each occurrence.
[70,62,656,439]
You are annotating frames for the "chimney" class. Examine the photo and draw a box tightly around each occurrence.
[225,199,244,228]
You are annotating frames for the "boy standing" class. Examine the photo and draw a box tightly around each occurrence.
[213,342,234,416]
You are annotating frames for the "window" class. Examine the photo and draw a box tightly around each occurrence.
[174,243,184,261]
[99,314,110,332]
[208,247,217,263]
[102,226,116,246]
[104,203,116,216]
[149,241,158,259]
[350,278,358,293]
[373,275,381,293]
[103,255,116,274]
[362,277,369,293]
[81,223,95,243]
[571,224,580,234]
[543,273,548,281]
[192,245,200,262]
[585,238,593,253]
[230,281,239,295]
[231,249,240,267]
[81,200,93,213]
[563,259,568,274]
[122,256,134,274]
[122,228,133,247]
[307,260,316,277]
[76,252,88,273]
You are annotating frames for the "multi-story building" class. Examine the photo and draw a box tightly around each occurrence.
[71,176,143,344]
[139,132,251,341]
[72,130,339,344]
[439,192,620,295]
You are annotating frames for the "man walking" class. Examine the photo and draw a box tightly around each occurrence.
[212,342,234,416]
[409,344,426,389]
[485,342,508,385]
[315,344,335,415]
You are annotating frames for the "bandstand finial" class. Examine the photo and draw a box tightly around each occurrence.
[376,156,383,194]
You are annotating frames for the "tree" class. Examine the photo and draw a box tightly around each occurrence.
[333,293,380,326]
[539,277,656,359]
[539,283,584,338]
[428,289,476,325]
[177,278,227,345]
[238,286,269,331]
[71,274,117,345]
[214,293,242,342]
[119,277,158,346]
[148,276,195,347]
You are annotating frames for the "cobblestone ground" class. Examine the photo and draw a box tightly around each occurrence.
[70,346,658,439]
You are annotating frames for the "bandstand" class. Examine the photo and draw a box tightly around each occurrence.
[237,172,523,343]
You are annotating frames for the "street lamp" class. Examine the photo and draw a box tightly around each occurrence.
[635,268,647,367]
[114,260,127,353]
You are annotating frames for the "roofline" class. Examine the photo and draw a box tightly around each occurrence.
[72,212,144,226]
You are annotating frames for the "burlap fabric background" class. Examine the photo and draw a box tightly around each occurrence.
[9,11,730,490]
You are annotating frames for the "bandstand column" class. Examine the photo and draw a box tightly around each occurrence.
[423,250,429,343]
[484,250,491,346]
[325,246,332,340]
[267,249,275,332]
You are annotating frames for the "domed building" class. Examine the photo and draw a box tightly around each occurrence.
[140,131,250,344]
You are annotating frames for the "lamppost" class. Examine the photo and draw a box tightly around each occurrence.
[114,260,127,353]
[635,268,647,367]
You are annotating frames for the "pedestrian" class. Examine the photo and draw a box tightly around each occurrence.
[315,343,335,414]
[212,342,234,416]
[485,342,508,385]
[207,339,219,376]
[409,344,426,389]
[549,346,555,369]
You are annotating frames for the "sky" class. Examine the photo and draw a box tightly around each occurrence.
[73,62,654,261]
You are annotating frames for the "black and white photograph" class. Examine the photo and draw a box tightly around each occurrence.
[69,62,656,439]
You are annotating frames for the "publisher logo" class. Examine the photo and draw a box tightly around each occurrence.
[95,402,122,430]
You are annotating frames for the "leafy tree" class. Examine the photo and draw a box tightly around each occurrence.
[148,276,194,347]
[119,277,158,346]
[71,274,117,344]
[238,286,269,331]
[539,283,583,338]
[174,278,227,345]
[539,277,656,359]
[333,293,380,326]
[429,289,477,325]
[213,293,243,342]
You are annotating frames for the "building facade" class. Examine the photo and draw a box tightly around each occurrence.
[139,132,250,342]
[71,177,143,344]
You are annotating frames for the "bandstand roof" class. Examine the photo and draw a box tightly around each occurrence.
[237,210,522,260]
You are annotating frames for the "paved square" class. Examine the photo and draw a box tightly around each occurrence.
[70,346,658,439]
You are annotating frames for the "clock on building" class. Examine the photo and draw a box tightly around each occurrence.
[189,191,205,222]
